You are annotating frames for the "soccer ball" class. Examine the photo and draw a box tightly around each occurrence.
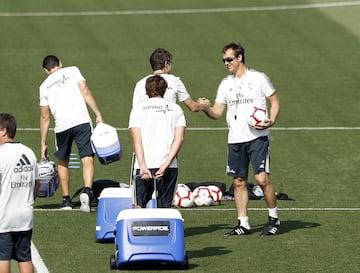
[207,185,223,205]
[173,184,194,208]
[193,186,213,206]
[247,106,268,126]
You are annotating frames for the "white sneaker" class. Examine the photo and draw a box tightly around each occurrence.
[80,193,90,213]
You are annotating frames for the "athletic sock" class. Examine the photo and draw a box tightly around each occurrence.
[238,216,251,230]
[268,207,279,219]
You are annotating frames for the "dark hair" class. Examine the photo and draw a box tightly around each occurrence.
[42,55,60,70]
[145,75,168,98]
[149,48,173,70]
[0,113,17,138]
[222,42,245,64]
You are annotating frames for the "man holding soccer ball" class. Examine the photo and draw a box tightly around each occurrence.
[201,42,281,236]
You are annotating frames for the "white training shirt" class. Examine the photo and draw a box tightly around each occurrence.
[0,142,38,233]
[129,98,186,169]
[39,66,92,133]
[132,73,190,107]
[215,68,276,143]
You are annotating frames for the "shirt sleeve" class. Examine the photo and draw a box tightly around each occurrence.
[128,106,142,128]
[215,78,229,104]
[175,78,190,102]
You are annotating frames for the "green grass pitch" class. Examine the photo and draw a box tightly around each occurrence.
[2,0,360,272]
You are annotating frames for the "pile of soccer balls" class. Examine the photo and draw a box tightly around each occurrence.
[172,184,223,208]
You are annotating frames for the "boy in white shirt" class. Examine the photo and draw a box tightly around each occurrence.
[0,113,39,273]
[129,75,186,207]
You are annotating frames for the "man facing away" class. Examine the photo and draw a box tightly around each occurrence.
[0,113,39,273]
[39,55,104,212]
[129,75,186,208]
[132,47,209,111]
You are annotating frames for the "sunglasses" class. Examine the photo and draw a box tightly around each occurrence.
[222,57,235,63]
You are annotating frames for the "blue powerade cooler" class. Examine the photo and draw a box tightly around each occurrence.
[96,187,133,243]
[109,208,189,270]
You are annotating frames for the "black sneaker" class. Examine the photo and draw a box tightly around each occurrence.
[80,187,95,213]
[261,216,280,236]
[60,197,73,210]
[224,224,251,236]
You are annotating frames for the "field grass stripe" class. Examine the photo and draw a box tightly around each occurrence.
[179,207,360,211]
[31,241,50,273]
[18,127,360,131]
[1,1,360,17]
[34,207,360,212]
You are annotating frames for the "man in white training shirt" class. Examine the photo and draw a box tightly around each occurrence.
[0,113,39,273]
[129,75,186,208]
[39,55,103,212]
[132,47,209,111]
[202,42,281,236]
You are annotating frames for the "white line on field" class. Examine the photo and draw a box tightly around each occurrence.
[17,127,360,131]
[31,241,50,273]
[0,1,359,17]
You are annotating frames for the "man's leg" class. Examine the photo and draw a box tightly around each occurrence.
[58,158,70,196]
[0,260,11,273]
[256,172,277,209]
[233,177,249,218]
[18,261,34,273]
[255,172,280,236]
[81,156,94,189]
[79,156,95,212]
[224,177,251,236]
[58,158,73,209]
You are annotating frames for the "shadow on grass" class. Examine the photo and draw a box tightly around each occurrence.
[185,224,229,237]
[185,220,320,238]
[186,246,231,270]
[35,203,62,209]
[35,201,83,209]
[250,220,321,235]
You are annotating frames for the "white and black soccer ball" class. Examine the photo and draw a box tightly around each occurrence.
[173,184,194,208]
[207,185,223,205]
[247,106,268,126]
[193,186,213,206]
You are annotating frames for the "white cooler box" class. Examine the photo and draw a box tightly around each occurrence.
[91,122,122,165]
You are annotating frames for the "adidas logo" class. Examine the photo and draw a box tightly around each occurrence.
[13,154,34,173]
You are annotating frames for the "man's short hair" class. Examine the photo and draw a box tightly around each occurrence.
[222,42,245,64]
[145,75,168,98]
[42,55,60,71]
[149,48,173,70]
[0,113,17,138]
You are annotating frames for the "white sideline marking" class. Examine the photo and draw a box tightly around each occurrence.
[0,1,359,17]
[31,241,50,273]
